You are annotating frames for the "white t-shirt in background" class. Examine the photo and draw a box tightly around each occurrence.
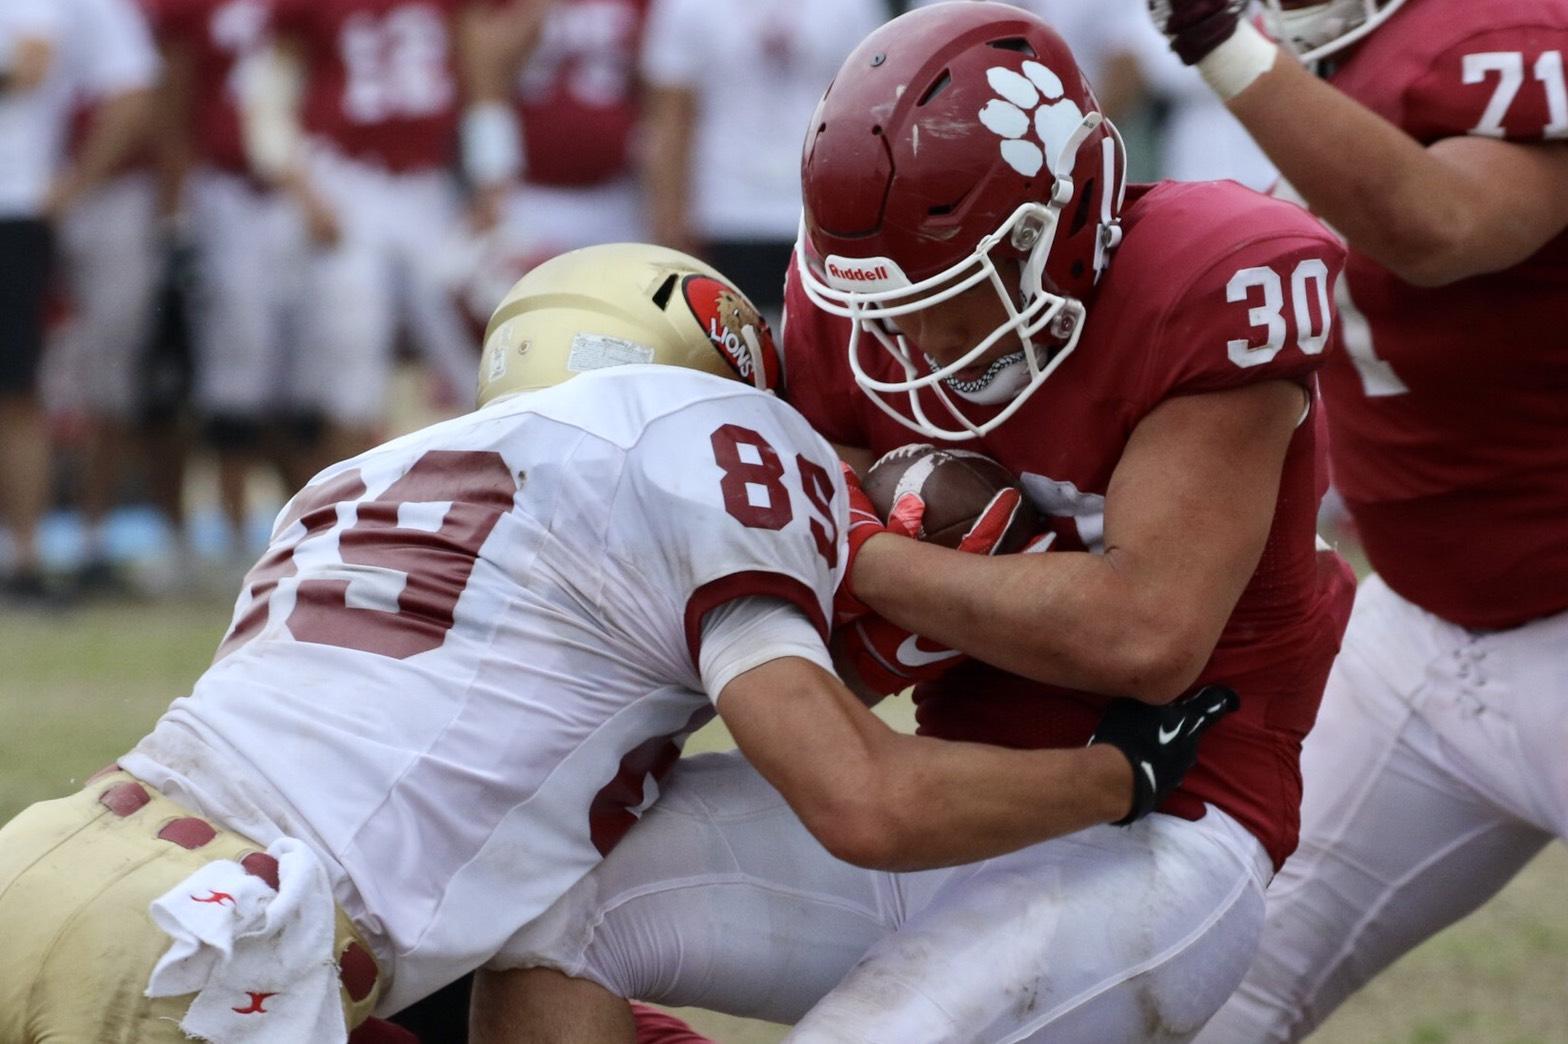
[641,0,886,241]
[0,0,156,217]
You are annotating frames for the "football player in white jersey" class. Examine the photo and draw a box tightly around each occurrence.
[0,243,1233,1044]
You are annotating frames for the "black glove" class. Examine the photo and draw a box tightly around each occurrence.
[1090,684,1240,825]
[1148,0,1249,65]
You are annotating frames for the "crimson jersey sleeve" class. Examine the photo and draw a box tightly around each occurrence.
[1405,22,1568,141]
[1118,183,1346,401]
[1330,0,1568,143]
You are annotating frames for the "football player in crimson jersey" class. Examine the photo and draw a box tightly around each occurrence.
[260,0,492,456]
[468,4,1356,1041]
[460,0,650,246]
[0,244,1226,1044]
[1145,0,1568,1039]
[153,0,330,562]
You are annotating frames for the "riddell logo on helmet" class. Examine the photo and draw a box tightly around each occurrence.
[827,262,889,282]
[822,255,910,292]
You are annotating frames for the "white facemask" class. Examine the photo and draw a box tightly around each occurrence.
[1260,0,1411,65]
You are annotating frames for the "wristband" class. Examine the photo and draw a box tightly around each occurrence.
[462,102,524,187]
[1197,19,1279,100]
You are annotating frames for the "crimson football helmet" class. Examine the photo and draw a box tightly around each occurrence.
[796,1,1126,440]
[1259,0,1411,65]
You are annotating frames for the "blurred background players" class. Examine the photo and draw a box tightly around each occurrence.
[462,0,651,271]
[0,0,155,601]
[1144,0,1568,1039]
[44,0,164,592]
[261,0,489,459]
[0,0,1289,597]
[638,0,886,319]
[156,0,315,567]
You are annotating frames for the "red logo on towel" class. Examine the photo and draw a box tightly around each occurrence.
[233,992,278,1015]
[190,890,235,906]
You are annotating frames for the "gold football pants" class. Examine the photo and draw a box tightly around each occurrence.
[0,768,382,1043]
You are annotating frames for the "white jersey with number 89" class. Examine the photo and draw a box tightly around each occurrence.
[122,365,847,1013]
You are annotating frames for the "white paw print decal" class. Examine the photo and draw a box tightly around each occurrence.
[978,62,1085,178]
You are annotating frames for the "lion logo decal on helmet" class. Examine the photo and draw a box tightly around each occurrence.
[680,275,781,390]
[977,63,1085,178]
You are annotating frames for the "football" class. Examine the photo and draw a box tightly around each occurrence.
[862,444,1039,551]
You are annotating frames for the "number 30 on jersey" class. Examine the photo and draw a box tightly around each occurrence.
[1225,258,1333,368]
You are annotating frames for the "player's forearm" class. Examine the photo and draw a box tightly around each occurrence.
[152,44,195,218]
[61,88,154,202]
[727,658,1130,871]
[854,536,1211,702]
[1228,57,1489,285]
[859,735,1132,872]
[0,36,52,95]
[642,87,695,250]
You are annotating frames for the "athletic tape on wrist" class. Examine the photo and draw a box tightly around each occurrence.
[462,102,524,187]
[1198,20,1279,100]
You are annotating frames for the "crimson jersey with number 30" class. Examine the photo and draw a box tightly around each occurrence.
[273,0,466,171]
[785,180,1356,870]
[1315,0,1568,629]
[129,366,844,1014]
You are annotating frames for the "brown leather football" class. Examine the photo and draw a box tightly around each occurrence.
[862,444,1039,551]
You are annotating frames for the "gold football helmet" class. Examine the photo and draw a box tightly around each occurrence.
[476,242,782,407]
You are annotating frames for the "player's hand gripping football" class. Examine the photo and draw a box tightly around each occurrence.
[834,460,891,626]
[1089,685,1240,825]
[835,444,1042,626]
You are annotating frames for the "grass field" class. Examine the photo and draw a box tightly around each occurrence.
[2,598,1564,1043]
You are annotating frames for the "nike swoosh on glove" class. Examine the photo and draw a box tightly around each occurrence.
[840,613,968,697]
[1088,684,1240,825]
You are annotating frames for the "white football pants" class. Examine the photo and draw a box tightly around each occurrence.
[1197,575,1568,1042]
[505,750,1271,1043]
[189,168,312,418]
[50,172,161,419]
[302,146,477,424]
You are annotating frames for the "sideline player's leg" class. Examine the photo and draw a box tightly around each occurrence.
[190,170,295,558]
[1197,577,1556,1043]
[394,171,480,408]
[59,173,161,578]
[299,149,396,460]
